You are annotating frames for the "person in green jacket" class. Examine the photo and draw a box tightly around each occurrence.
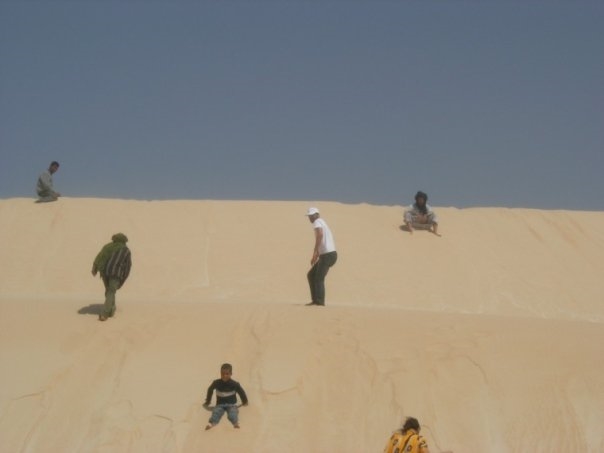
[91,233,132,321]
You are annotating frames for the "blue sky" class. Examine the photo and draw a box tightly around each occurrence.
[1,1,603,210]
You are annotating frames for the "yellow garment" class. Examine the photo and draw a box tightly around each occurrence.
[383,429,428,453]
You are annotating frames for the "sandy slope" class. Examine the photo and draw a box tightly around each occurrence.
[0,198,603,452]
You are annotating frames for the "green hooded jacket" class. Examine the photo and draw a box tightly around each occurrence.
[92,233,129,278]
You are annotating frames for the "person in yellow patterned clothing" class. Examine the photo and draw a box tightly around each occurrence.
[384,417,430,453]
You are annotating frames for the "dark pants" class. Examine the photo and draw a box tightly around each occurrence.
[307,251,337,305]
[102,277,120,317]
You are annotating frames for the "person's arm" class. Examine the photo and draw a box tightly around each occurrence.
[236,383,248,406]
[38,172,53,192]
[91,250,103,276]
[121,249,132,283]
[38,172,60,197]
[311,227,323,265]
[404,208,414,233]
[431,223,440,236]
[203,381,215,406]
[418,435,431,453]
[426,206,440,236]
[383,433,398,453]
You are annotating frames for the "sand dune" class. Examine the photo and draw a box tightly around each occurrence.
[0,198,603,452]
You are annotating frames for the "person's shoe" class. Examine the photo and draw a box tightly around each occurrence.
[205,424,213,430]
[305,302,317,306]
[99,314,108,321]
[233,424,240,429]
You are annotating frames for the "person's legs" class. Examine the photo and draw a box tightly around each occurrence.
[307,265,318,303]
[101,277,120,319]
[427,212,439,234]
[36,193,58,203]
[208,405,226,426]
[225,405,239,427]
[311,252,337,305]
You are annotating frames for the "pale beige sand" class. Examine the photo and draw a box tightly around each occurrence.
[0,198,603,452]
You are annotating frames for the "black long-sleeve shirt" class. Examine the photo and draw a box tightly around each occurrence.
[205,378,248,406]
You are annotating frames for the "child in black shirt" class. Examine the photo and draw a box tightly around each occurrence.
[203,363,248,430]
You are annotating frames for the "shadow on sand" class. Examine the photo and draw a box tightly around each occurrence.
[399,224,440,236]
[78,304,104,316]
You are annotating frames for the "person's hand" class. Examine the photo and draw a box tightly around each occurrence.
[91,268,97,276]
[202,403,210,409]
[310,250,319,265]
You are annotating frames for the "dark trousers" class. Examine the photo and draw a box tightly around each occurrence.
[102,276,120,317]
[307,251,337,305]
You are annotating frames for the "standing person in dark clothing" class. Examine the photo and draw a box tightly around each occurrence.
[36,161,61,202]
[91,233,132,321]
[203,363,248,430]
[305,207,337,306]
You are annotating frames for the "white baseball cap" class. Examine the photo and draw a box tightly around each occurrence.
[306,207,319,216]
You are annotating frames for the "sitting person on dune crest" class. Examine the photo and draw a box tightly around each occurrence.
[35,161,61,202]
[404,191,439,235]
[384,417,430,453]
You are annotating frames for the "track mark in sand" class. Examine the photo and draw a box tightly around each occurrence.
[12,389,48,401]
[150,413,174,423]
[1,329,135,451]
[0,390,51,452]
[9,321,162,451]
[86,401,178,452]
[456,354,489,385]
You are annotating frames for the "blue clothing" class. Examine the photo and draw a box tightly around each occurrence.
[209,404,239,426]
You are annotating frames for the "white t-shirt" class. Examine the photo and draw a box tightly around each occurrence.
[313,218,336,254]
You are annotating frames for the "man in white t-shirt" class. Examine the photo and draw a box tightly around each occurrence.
[305,207,338,306]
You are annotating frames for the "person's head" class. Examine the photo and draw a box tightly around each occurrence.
[414,191,428,207]
[111,233,128,243]
[220,363,233,381]
[49,161,60,174]
[306,207,320,223]
[401,416,421,433]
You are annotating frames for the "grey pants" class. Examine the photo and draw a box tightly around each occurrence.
[36,191,58,203]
